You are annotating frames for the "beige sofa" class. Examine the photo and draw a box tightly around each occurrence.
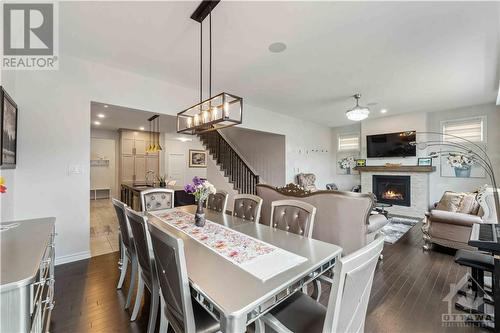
[422,187,499,250]
[256,184,387,255]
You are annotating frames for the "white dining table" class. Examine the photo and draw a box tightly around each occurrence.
[147,205,342,333]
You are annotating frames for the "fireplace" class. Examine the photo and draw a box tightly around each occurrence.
[372,175,411,207]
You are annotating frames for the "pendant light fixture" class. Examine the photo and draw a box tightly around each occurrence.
[146,115,162,153]
[177,0,243,134]
[346,93,370,121]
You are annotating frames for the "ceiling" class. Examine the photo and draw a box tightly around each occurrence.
[64,1,499,127]
[90,102,178,133]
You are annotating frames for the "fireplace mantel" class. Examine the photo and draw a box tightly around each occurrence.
[355,166,435,173]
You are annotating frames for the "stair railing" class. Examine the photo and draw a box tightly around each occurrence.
[198,130,260,194]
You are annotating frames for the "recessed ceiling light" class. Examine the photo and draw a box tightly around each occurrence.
[93,121,101,125]
[177,137,193,142]
[380,109,388,114]
[268,42,287,53]
[139,126,145,131]
[97,113,106,118]
[103,105,109,108]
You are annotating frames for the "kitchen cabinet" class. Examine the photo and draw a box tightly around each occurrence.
[119,129,160,184]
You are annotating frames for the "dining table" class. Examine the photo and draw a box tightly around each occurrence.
[147,205,342,333]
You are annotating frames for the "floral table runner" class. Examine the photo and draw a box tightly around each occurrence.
[150,209,307,281]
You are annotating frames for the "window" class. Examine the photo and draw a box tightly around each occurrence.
[442,117,485,143]
[338,133,360,151]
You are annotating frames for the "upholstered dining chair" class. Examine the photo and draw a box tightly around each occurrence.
[112,198,137,311]
[125,208,160,333]
[140,188,174,212]
[269,200,317,238]
[206,190,229,213]
[233,194,263,223]
[255,234,384,333]
[148,223,221,333]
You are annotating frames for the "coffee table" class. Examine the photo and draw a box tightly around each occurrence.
[374,203,392,217]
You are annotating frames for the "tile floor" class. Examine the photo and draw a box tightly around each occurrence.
[90,199,120,257]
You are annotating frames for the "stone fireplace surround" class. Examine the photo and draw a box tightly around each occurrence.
[361,170,430,218]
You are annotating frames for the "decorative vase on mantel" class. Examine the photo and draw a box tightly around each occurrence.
[195,200,206,227]
[454,166,471,178]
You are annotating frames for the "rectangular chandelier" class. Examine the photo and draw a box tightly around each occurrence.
[177,92,243,134]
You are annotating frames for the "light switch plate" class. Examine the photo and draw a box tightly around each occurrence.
[68,164,83,175]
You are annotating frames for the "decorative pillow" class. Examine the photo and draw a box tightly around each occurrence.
[457,192,479,215]
[436,191,464,212]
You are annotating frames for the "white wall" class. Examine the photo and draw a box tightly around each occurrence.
[2,55,333,263]
[163,134,207,184]
[221,127,286,186]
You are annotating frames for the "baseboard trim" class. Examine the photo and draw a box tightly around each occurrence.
[55,250,91,266]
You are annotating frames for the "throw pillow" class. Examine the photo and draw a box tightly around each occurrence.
[436,191,464,212]
[457,192,479,215]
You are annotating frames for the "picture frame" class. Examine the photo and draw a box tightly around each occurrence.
[1,86,18,169]
[356,159,366,167]
[189,149,207,168]
[417,157,432,166]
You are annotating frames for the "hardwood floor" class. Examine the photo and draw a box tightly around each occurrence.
[52,222,488,332]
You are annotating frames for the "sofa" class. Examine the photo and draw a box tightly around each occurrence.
[256,183,387,255]
[422,186,499,250]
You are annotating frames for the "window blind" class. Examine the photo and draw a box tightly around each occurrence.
[442,118,484,142]
[338,134,360,151]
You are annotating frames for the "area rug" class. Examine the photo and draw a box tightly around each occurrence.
[381,215,421,244]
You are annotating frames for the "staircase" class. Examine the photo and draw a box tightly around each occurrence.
[198,130,260,194]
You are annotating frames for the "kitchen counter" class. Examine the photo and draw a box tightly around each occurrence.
[121,183,194,210]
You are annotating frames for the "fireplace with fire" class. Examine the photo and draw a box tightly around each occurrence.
[372,175,411,207]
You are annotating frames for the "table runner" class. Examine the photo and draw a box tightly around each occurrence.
[150,209,307,281]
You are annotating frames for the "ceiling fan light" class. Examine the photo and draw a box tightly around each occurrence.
[345,93,370,121]
[346,107,370,121]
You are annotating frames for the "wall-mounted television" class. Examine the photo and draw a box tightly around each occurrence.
[366,131,416,158]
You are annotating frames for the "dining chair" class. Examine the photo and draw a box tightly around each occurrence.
[255,234,384,333]
[148,222,221,333]
[140,188,174,212]
[269,199,317,238]
[233,194,263,223]
[206,190,229,213]
[125,208,160,333]
[112,198,137,310]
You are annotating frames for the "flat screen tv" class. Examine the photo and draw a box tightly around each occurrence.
[366,131,416,158]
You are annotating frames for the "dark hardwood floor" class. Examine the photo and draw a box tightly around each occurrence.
[51,223,488,332]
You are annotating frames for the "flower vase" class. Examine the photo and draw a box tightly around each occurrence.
[454,167,471,178]
[195,200,206,227]
[346,168,351,175]
[159,181,166,188]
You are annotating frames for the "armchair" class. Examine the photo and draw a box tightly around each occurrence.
[422,187,499,250]
[296,173,317,192]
